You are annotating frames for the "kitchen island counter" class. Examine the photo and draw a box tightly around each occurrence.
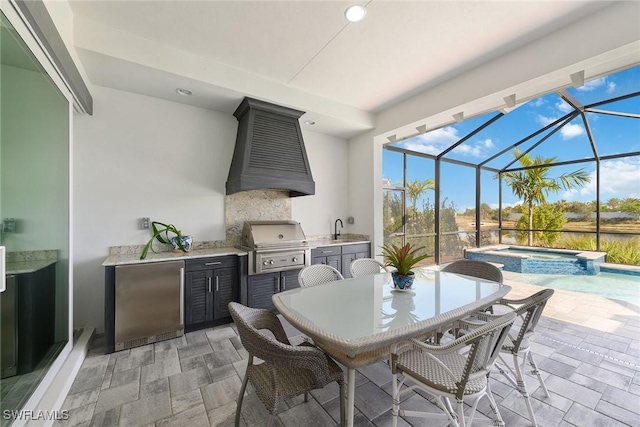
[308,238,370,249]
[103,247,247,267]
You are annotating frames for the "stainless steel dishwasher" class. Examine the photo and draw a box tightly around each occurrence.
[115,260,184,351]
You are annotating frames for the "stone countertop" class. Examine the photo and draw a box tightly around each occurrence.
[308,239,370,249]
[102,247,247,267]
[7,259,57,275]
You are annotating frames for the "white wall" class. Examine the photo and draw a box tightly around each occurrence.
[73,86,236,331]
[73,86,350,332]
[292,130,349,237]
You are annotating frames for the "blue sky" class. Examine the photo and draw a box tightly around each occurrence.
[383,65,640,212]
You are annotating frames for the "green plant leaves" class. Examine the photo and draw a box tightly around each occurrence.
[380,242,429,276]
[139,221,185,259]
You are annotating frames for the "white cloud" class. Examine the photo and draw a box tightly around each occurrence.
[399,129,495,159]
[399,126,459,155]
[560,123,585,139]
[577,77,607,92]
[536,115,556,126]
[606,81,616,94]
[452,138,494,157]
[556,100,573,114]
[562,158,640,200]
[529,98,546,108]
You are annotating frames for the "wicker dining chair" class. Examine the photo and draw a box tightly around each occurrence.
[441,259,503,283]
[349,258,388,278]
[228,302,345,427]
[298,264,344,287]
[456,288,554,427]
[390,311,516,427]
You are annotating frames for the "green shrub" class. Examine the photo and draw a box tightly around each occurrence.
[516,204,566,246]
[560,236,640,265]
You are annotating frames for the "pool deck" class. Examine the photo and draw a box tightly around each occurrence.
[502,270,639,337]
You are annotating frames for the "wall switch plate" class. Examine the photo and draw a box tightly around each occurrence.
[2,218,16,233]
[347,216,354,224]
[141,217,150,229]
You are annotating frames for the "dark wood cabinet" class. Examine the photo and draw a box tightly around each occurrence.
[13,263,56,374]
[311,242,371,278]
[247,269,301,311]
[311,246,342,273]
[184,256,238,331]
[341,243,372,278]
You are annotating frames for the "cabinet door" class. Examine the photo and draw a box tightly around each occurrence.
[213,267,237,320]
[248,273,278,311]
[327,255,341,273]
[341,253,357,279]
[185,270,213,326]
[280,269,301,291]
[312,256,326,265]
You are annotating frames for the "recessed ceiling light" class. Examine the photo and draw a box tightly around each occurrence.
[345,5,367,22]
[305,120,316,126]
[176,88,193,96]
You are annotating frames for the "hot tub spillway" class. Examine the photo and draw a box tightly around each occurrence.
[465,246,605,275]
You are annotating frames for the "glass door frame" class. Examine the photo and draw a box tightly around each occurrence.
[1,0,74,420]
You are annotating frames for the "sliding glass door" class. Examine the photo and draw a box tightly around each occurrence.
[1,7,71,423]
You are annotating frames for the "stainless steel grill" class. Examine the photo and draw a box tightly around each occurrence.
[240,221,310,275]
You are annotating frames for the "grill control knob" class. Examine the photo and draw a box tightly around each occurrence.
[292,257,298,262]
[263,260,269,266]
[269,260,275,265]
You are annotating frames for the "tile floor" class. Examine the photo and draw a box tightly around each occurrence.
[55,278,639,427]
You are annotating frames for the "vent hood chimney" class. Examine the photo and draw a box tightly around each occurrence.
[226,97,315,197]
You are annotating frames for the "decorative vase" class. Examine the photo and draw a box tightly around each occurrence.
[392,271,415,290]
[171,235,193,252]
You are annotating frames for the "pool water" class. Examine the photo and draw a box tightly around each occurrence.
[504,271,640,304]
[500,249,576,259]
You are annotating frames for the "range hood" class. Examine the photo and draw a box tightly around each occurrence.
[226,97,315,197]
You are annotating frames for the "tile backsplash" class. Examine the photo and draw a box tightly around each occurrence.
[224,189,291,246]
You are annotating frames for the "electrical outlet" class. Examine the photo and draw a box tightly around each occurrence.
[141,217,150,229]
[347,216,355,224]
[2,218,16,233]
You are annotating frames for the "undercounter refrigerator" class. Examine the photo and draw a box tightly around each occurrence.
[114,260,184,351]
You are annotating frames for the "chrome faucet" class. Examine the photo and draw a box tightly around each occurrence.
[334,218,343,240]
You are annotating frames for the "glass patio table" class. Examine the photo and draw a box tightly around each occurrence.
[272,267,511,427]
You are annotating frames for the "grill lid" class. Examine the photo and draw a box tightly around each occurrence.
[241,221,308,250]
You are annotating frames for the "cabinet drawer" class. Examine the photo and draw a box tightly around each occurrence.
[341,243,371,255]
[311,246,341,257]
[185,255,237,271]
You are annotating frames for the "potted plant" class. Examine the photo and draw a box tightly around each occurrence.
[380,243,430,290]
[140,221,193,259]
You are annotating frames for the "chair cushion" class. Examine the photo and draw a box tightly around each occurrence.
[396,350,487,396]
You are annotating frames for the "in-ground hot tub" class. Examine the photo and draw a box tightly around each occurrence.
[465,245,606,275]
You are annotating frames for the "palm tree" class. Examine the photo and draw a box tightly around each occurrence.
[406,179,435,212]
[502,150,590,246]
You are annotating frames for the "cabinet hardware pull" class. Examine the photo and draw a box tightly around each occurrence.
[282,276,286,291]
[205,262,222,266]
[180,268,185,326]
[276,276,280,293]
[207,277,212,293]
[215,276,219,292]
[321,251,332,254]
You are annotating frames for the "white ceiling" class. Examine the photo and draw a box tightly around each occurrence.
[67,0,625,138]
